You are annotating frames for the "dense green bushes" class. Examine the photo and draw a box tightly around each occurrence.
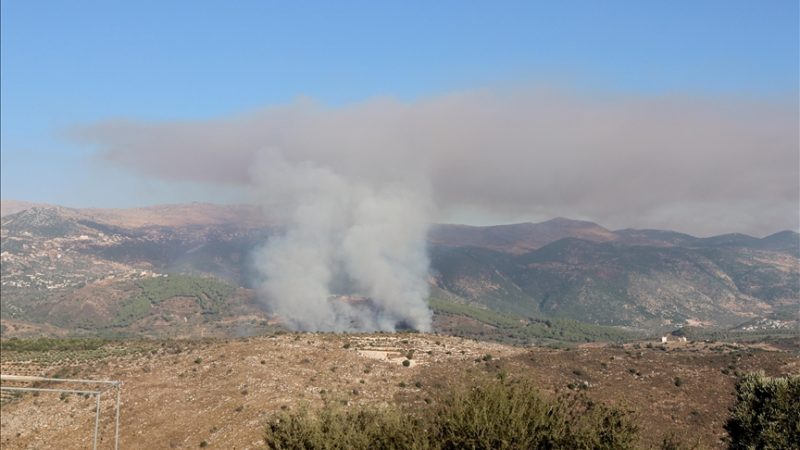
[429,379,637,450]
[428,297,634,344]
[0,337,109,352]
[725,372,800,450]
[265,405,430,450]
[265,378,638,450]
[113,275,234,326]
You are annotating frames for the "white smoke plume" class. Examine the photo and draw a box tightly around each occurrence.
[249,152,432,332]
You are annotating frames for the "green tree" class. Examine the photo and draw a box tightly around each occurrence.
[725,372,800,450]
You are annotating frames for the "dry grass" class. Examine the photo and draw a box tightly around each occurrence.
[0,334,797,449]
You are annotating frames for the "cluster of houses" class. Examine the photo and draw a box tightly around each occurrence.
[661,335,688,343]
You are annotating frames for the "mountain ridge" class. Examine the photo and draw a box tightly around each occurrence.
[4,199,796,242]
[1,202,797,337]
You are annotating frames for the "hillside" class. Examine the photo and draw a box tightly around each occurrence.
[1,206,276,339]
[429,218,617,254]
[1,334,798,449]
[430,238,798,329]
[0,200,50,217]
[0,200,269,228]
[1,202,798,338]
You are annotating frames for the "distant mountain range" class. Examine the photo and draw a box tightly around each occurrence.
[1,201,797,338]
[431,219,798,255]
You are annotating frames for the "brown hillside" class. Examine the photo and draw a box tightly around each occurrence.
[0,201,270,228]
[429,218,617,254]
[1,334,797,449]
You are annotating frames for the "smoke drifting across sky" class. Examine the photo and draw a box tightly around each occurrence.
[70,87,798,331]
[72,87,799,237]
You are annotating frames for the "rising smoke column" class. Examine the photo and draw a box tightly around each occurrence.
[251,152,432,332]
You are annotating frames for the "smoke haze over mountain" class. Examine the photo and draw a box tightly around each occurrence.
[71,88,798,237]
[67,87,799,331]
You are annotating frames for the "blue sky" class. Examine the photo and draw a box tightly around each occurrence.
[2,0,798,210]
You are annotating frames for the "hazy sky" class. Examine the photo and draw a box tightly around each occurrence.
[2,1,798,235]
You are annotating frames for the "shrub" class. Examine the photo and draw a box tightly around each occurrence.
[659,432,700,450]
[674,377,684,387]
[265,404,429,450]
[429,380,637,449]
[264,378,638,450]
[402,359,411,367]
[725,372,800,450]
[0,337,110,352]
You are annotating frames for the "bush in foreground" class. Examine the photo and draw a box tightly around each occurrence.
[430,379,637,450]
[725,372,800,450]
[265,404,430,450]
[264,378,638,450]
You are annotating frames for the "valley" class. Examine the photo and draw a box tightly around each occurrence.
[1,202,797,340]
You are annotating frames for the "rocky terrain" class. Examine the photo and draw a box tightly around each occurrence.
[1,201,798,339]
[1,333,798,449]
